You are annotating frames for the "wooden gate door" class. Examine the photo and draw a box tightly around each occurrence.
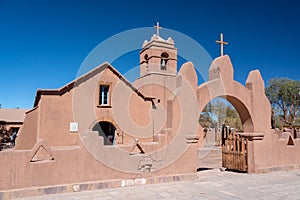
[221,125,247,172]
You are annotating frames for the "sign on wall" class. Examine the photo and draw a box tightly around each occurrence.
[70,122,78,132]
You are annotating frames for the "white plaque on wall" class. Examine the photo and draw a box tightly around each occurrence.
[70,122,78,132]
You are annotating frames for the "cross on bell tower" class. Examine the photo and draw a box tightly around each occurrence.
[139,23,177,77]
[154,22,162,36]
[216,33,228,56]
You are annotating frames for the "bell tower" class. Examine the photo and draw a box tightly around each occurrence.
[139,26,177,77]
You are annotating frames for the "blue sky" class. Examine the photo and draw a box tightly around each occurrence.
[0,0,299,108]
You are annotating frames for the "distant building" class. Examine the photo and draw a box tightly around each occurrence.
[0,108,28,136]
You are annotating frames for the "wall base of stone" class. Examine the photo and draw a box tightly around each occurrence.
[254,164,300,174]
[0,173,197,200]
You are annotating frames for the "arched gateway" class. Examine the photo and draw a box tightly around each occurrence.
[197,55,271,134]
[197,55,272,172]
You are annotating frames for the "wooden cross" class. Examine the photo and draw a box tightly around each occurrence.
[154,22,162,36]
[216,33,228,56]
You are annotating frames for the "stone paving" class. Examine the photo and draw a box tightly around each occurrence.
[198,145,222,169]
[19,169,300,200]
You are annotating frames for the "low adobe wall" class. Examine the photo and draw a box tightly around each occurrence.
[0,134,199,193]
[250,129,300,173]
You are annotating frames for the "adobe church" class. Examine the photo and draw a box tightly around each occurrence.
[1,27,300,198]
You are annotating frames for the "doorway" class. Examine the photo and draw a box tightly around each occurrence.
[92,121,116,145]
[198,97,246,171]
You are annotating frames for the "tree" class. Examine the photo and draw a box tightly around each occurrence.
[213,99,226,130]
[199,99,227,128]
[265,78,300,126]
[199,102,217,128]
[199,98,243,131]
[224,107,243,131]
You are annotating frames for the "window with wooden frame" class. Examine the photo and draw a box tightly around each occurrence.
[99,85,110,106]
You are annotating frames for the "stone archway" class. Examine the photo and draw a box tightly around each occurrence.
[92,121,116,145]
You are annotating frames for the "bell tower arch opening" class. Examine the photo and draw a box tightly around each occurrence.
[160,52,169,70]
[139,34,177,77]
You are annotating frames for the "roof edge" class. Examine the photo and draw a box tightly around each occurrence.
[33,62,154,107]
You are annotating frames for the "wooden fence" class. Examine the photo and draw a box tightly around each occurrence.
[221,125,247,172]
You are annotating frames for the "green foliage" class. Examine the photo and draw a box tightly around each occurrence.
[295,118,300,125]
[199,102,217,128]
[266,77,300,126]
[199,98,243,131]
[224,107,243,131]
[199,99,226,128]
